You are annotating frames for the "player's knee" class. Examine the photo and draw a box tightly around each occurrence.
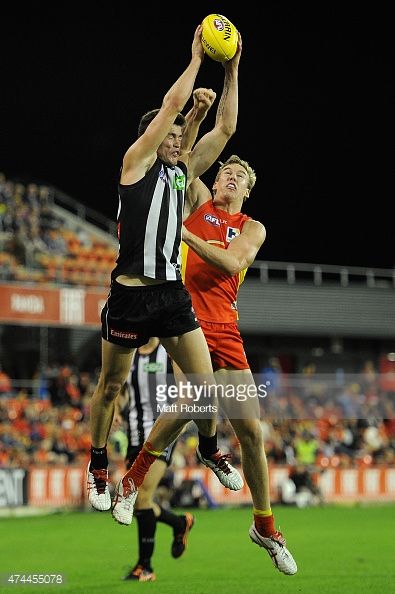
[196,418,216,435]
[103,381,123,403]
[237,421,263,449]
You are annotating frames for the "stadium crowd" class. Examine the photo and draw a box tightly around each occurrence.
[1,361,394,473]
[0,172,116,287]
[1,171,394,499]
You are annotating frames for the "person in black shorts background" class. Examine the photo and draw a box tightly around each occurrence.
[115,337,194,582]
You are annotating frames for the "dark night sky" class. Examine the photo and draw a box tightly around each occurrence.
[2,5,393,268]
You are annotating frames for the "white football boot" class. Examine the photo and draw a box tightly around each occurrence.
[249,523,298,575]
[196,448,244,491]
[86,465,111,511]
[111,474,138,525]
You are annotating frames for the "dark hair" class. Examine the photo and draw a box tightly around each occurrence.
[137,109,187,137]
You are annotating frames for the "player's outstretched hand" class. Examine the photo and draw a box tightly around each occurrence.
[192,25,205,61]
[225,32,242,70]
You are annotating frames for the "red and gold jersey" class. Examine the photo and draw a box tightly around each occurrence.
[182,200,251,323]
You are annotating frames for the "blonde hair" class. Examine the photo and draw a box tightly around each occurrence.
[216,155,257,196]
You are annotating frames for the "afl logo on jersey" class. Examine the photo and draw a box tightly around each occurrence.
[159,165,166,181]
[204,213,220,226]
[226,227,240,242]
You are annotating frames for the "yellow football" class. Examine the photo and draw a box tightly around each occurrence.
[201,14,238,62]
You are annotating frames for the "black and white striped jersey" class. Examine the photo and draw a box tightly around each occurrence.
[124,343,169,447]
[111,158,187,282]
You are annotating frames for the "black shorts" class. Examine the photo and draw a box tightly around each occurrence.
[101,279,200,347]
[126,442,176,469]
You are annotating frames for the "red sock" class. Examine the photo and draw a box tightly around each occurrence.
[254,513,276,537]
[126,442,160,488]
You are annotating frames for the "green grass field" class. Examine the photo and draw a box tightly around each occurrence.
[1,504,394,593]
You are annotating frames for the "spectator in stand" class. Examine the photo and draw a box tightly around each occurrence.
[75,226,92,248]
[261,357,284,396]
[279,464,324,508]
[26,183,40,210]
[294,430,320,466]
[4,232,27,266]
[42,229,68,255]
[39,204,61,232]
[360,360,378,396]
[26,224,49,265]
[379,353,395,398]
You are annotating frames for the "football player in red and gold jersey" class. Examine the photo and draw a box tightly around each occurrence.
[179,148,297,574]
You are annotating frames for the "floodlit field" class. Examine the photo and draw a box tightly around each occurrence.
[1,504,394,593]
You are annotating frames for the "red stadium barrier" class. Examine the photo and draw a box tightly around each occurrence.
[28,467,85,507]
[22,464,395,508]
[317,466,395,502]
[0,284,107,327]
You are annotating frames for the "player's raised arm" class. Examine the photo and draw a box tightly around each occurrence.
[181,33,242,186]
[181,87,217,154]
[121,26,205,185]
[181,88,216,218]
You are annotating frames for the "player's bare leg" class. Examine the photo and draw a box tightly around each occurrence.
[217,368,297,575]
[87,340,136,511]
[112,329,243,525]
[216,368,270,509]
[91,340,136,447]
[126,328,216,453]
[167,333,243,490]
[161,328,217,437]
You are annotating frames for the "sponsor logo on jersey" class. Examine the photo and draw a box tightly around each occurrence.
[173,174,186,190]
[204,213,220,226]
[226,227,240,242]
[143,362,165,373]
[231,300,238,310]
[110,329,138,339]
